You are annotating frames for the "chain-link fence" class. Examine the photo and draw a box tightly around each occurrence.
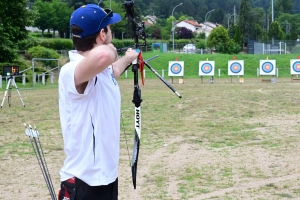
[248,39,300,54]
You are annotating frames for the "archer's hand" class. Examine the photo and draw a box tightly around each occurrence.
[125,48,140,63]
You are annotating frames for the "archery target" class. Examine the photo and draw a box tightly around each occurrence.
[199,61,215,76]
[290,59,300,74]
[168,61,184,76]
[260,60,276,75]
[228,60,244,76]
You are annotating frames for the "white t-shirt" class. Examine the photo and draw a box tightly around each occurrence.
[59,50,121,186]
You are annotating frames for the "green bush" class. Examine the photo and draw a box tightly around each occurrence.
[39,39,73,50]
[28,46,60,68]
[17,37,41,50]
[216,40,241,54]
[196,40,206,49]
[29,32,52,38]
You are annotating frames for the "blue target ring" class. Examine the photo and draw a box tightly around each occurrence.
[230,62,242,73]
[262,62,274,73]
[292,61,300,73]
[201,63,213,74]
[170,63,182,74]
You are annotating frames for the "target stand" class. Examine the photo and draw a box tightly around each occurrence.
[200,76,214,84]
[1,66,25,108]
[230,76,244,83]
[261,76,276,83]
[291,75,300,83]
[259,60,276,83]
[170,76,184,84]
[290,59,300,83]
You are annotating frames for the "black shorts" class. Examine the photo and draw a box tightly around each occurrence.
[58,177,118,200]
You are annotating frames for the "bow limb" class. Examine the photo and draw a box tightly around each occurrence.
[131,56,142,189]
[131,104,141,189]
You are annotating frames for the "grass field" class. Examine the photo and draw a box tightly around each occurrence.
[117,52,300,79]
[0,77,300,199]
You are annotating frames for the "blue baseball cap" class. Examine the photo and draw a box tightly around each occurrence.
[70,4,121,38]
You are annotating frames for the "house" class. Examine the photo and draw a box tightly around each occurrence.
[175,20,220,37]
[145,15,157,24]
[142,21,153,27]
[196,22,220,37]
[175,20,202,32]
[142,15,157,28]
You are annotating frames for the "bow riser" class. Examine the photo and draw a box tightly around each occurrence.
[135,106,141,138]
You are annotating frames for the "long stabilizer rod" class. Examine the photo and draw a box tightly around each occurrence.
[144,61,182,98]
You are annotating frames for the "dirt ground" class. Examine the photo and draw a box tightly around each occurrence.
[1,78,300,200]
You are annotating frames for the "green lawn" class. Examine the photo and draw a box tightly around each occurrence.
[120,52,300,79]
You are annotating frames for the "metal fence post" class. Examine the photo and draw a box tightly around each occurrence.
[22,74,26,85]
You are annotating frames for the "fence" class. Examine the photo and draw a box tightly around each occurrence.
[248,39,300,54]
[0,71,59,89]
[0,58,60,89]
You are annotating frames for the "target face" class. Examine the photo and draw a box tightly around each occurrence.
[168,61,184,76]
[260,60,276,75]
[199,61,215,76]
[290,59,300,74]
[228,60,244,76]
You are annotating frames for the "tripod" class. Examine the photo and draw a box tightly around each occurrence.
[1,75,25,108]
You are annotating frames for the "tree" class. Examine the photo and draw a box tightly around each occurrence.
[34,0,55,37]
[253,24,263,41]
[228,24,236,39]
[103,0,127,38]
[274,0,293,18]
[179,16,187,21]
[176,27,193,39]
[51,0,73,38]
[207,26,240,54]
[207,26,230,48]
[234,26,241,45]
[277,13,300,37]
[147,24,162,39]
[0,0,37,62]
[268,21,284,40]
[209,8,225,24]
[238,0,250,48]
[151,27,162,39]
[65,0,98,9]
[290,21,298,41]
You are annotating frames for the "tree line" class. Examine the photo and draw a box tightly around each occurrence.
[1,0,300,63]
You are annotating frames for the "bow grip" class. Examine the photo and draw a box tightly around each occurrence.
[132,49,141,65]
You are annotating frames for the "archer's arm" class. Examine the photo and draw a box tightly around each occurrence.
[74,44,118,87]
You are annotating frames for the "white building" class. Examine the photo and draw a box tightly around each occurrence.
[175,20,220,37]
[196,22,220,37]
[175,20,202,32]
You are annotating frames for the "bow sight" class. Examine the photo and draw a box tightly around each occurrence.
[124,0,147,48]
